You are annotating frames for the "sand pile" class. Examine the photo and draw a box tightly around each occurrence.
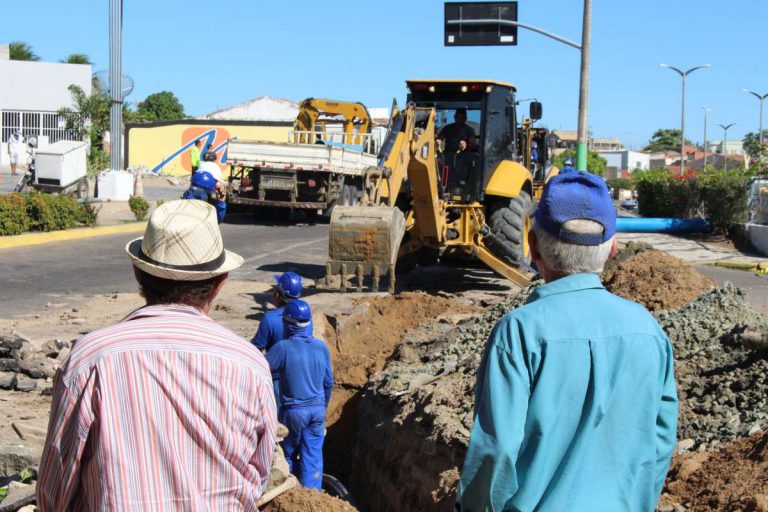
[263,488,357,512]
[660,432,768,511]
[603,250,715,311]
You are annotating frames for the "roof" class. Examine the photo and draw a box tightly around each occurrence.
[406,79,516,90]
[201,96,299,122]
[551,130,577,141]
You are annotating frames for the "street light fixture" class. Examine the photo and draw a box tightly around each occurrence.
[742,89,768,146]
[659,63,711,175]
[718,122,736,172]
[702,106,710,169]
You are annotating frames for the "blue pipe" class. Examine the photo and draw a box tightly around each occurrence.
[616,217,712,234]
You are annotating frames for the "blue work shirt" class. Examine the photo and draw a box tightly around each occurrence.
[458,273,678,512]
[181,188,226,224]
[266,323,334,410]
[251,307,285,352]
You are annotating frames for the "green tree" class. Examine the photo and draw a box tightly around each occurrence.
[742,131,768,159]
[552,149,607,176]
[136,91,186,122]
[9,41,39,61]
[644,129,693,152]
[58,85,111,172]
[60,53,92,65]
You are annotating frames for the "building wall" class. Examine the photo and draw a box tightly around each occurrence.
[598,150,650,178]
[0,60,92,112]
[125,120,293,176]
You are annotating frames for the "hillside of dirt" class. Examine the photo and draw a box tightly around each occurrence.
[603,249,715,311]
[660,432,768,511]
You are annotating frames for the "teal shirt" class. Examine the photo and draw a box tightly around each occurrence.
[458,273,677,512]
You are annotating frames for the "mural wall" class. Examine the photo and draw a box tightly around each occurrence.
[125,120,293,177]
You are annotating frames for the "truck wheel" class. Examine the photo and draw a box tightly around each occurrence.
[486,191,532,264]
[341,184,359,207]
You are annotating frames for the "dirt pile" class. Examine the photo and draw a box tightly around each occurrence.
[660,431,768,511]
[603,250,715,311]
[604,241,654,272]
[263,488,357,512]
[318,292,479,481]
[656,284,768,449]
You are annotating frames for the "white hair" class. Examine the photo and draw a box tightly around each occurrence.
[532,219,614,275]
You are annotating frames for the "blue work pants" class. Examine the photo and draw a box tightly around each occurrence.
[280,406,326,490]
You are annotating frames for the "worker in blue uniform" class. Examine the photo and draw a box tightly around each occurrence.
[251,272,303,352]
[266,300,334,490]
[181,171,227,223]
[457,172,678,512]
[560,156,577,174]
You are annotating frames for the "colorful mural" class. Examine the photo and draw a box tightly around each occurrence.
[125,121,293,177]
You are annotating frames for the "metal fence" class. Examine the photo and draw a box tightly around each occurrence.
[1,109,77,143]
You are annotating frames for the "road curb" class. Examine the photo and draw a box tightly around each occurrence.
[0,223,147,250]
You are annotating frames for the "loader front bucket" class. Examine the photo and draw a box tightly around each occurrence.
[324,205,406,293]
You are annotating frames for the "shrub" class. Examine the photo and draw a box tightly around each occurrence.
[25,192,82,231]
[156,199,165,208]
[80,202,100,226]
[0,194,30,235]
[698,172,752,232]
[129,195,150,221]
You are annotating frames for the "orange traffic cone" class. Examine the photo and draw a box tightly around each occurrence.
[133,171,144,197]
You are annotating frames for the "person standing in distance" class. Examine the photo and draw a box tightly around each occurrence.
[190,139,202,175]
[251,271,303,353]
[458,172,678,512]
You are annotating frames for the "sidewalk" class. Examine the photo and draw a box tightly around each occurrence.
[618,232,767,264]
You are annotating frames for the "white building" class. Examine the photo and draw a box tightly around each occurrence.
[705,140,746,157]
[0,44,92,163]
[598,150,650,179]
[200,96,299,122]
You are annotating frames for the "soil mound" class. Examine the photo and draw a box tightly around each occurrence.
[603,250,714,311]
[263,488,357,512]
[661,431,768,511]
[604,241,653,272]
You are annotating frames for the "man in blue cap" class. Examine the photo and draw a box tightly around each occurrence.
[266,299,334,490]
[182,170,227,224]
[458,172,678,511]
[560,156,576,173]
[251,272,303,352]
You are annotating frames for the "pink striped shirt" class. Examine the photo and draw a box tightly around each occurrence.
[38,304,277,511]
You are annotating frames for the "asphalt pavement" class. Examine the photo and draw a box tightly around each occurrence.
[0,215,329,316]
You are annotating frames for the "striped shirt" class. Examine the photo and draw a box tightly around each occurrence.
[38,304,277,512]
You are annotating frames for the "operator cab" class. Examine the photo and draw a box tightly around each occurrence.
[406,79,520,201]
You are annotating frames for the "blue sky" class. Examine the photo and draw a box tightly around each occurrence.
[3,0,767,149]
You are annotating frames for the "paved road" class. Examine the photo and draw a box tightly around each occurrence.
[0,214,329,316]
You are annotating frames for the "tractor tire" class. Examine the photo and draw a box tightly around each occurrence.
[486,191,532,264]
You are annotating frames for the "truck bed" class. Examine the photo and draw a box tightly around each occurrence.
[227,139,377,175]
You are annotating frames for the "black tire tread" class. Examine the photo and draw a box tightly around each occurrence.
[486,191,532,263]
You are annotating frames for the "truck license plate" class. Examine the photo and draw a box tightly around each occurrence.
[261,177,294,190]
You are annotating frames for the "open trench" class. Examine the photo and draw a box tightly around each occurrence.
[313,292,480,510]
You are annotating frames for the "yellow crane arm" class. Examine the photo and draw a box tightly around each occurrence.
[293,98,372,145]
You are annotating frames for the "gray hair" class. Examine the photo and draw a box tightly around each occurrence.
[531,219,614,275]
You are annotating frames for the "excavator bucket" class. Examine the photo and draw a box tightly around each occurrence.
[324,206,406,293]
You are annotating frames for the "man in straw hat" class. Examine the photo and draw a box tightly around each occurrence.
[38,200,277,511]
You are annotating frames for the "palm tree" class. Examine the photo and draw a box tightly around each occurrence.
[60,53,92,65]
[9,41,39,61]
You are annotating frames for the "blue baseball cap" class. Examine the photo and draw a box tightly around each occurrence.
[533,172,616,245]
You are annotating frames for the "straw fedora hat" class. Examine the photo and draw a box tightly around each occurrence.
[126,200,243,281]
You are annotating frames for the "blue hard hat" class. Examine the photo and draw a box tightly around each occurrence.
[191,171,217,192]
[274,272,303,299]
[564,157,574,166]
[284,299,312,325]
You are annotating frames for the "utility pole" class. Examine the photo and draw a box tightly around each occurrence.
[718,122,736,172]
[702,106,710,169]
[742,89,767,146]
[575,0,591,172]
[109,0,123,171]
[659,64,710,175]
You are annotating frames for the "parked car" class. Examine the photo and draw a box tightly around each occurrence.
[620,199,638,212]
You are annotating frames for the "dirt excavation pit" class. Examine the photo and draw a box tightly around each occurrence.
[263,487,357,512]
[317,292,481,487]
[603,248,715,311]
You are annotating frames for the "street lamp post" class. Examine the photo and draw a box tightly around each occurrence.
[742,89,768,146]
[702,106,710,169]
[659,63,710,175]
[718,122,736,172]
[575,0,592,172]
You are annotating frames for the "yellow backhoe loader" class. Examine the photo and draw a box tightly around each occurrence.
[324,79,554,292]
